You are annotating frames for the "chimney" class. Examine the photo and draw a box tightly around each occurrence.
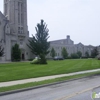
[67,35,70,39]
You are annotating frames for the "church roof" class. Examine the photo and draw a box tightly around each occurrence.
[0,11,6,20]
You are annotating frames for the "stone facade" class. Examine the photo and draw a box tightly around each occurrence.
[0,0,32,61]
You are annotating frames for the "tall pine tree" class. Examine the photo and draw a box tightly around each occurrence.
[28,20,50,64]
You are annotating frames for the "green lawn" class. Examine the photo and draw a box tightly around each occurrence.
[1,71,100,93]
[0,59,100,82]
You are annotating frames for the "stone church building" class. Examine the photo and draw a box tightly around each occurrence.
[0,0,99,61]
[0,0,32,61]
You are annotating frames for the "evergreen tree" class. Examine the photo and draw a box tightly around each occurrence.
[85,51,89,58]
[50,47,56,58]
[61,47,68,59]
[11,44,21,61]
[77,51,82,58]
[28,20,50,64]
[91,47,98,58]
[0,45,4,57]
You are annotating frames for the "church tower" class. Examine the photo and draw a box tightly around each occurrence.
[4,0,28,36]
[4,0,30,60]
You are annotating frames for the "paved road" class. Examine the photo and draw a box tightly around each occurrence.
[0,75,100,100]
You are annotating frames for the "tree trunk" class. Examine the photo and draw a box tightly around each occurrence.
[39,54,47,64]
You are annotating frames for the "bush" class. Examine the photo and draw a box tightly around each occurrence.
[66,56,72,59]
[71,53,79,59]
[28,59,33,61]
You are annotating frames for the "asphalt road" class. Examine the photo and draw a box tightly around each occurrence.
[0,75,100,100]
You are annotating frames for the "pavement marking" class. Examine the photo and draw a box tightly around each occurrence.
[55,85,100,100]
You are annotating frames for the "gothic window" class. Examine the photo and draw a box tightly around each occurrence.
[5,3,8,15]
[21,3,23,25]
[18,2,20,24]
[21,27,23,33]
[18,27,24,34]
[20,39,23,46]
[18,2,20,10]
[18,2,23,25]
[21,13,23,24]
[21,3,23,12]
[18,27,20,33]
[18,13,20,24]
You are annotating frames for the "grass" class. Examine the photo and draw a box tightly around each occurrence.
[0,71,100,93]
[0,59,100,82]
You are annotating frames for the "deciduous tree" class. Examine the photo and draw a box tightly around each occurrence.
[50,47,56,58]
[85,51,89,58]
[61,47,68,59]
[77,51,82,58]
[91,47,98,58]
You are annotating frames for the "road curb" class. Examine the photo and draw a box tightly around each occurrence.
[0,75,97,96]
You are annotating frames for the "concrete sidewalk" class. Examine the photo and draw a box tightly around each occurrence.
[0,69,100,87]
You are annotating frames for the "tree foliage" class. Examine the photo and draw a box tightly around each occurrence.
[61,47,68,59]
[11,44,21,61]
[77,51,82,58]
[85,51,89,58]
[91,47,98,58]
[0,45,4,57]
[71,53,79,59]
[28,20,50,64]
[50,47,56,58]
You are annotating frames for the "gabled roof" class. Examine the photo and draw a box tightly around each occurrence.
[75,42,84,47]
[49,39,66,42]
[0,11,6,20]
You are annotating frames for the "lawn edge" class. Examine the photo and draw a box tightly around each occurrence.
[0,72,100,96]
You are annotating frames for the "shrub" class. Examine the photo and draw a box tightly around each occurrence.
[71,53,79,59]
[28,59,33,61]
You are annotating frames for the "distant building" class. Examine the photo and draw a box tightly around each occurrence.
[47,35,95,58]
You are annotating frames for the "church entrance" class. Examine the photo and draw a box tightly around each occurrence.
[21,49,25,61]
[22,54,25,60]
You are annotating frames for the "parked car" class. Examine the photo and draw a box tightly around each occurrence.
[53,56,64,60]
[98,57,100,60]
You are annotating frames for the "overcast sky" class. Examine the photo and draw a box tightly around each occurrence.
[0,0,100,46]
